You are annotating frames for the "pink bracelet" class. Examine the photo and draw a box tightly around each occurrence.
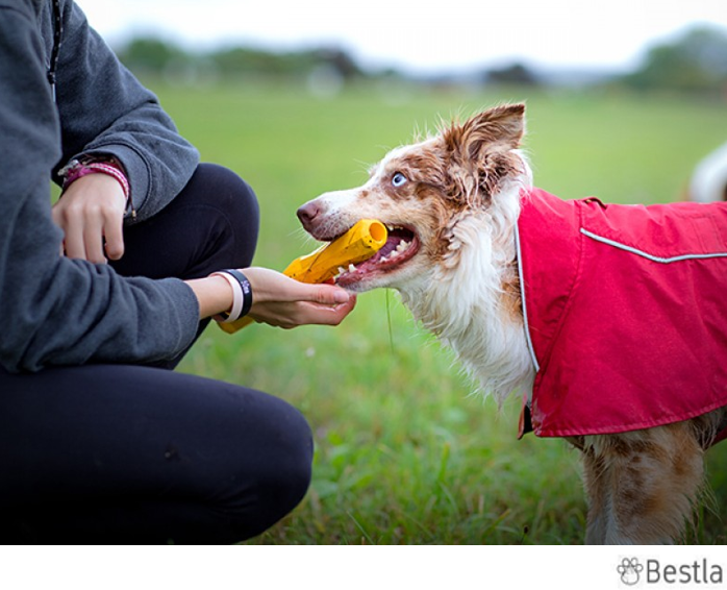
[60,158,135,218]
[85,162,130,200]
[210,271,244,323]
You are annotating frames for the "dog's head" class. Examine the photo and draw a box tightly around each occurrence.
[297,103,530,294]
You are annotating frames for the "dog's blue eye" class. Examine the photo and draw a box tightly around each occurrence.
[392,172,408,187]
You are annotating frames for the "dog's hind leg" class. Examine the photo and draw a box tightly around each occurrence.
[579,445,609,544]
[580,423,705,544]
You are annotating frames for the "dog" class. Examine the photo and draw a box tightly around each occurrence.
[296,104,727,544]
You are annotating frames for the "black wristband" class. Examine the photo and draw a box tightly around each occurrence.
[224,269,253,318]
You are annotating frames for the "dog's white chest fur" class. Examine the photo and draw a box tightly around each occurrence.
[397,183,534,403]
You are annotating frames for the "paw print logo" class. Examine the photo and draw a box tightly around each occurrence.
[617,557,644,586]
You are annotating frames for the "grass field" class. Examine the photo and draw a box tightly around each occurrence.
[152,79,727,544]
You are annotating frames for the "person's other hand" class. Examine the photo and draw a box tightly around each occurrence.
[243,267,356,328]
[52,173,127,263]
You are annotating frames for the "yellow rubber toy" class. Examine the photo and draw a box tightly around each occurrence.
[219,219,388,333]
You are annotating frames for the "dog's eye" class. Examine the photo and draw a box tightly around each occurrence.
[391,172,408,187]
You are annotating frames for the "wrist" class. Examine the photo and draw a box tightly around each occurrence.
[59,156,135,218]
[209,270,253,323]
[185,271,254,322]
[185,274,234,320]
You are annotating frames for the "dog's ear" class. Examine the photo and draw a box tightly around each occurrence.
[442,103,525,161]
[441,104,526,204]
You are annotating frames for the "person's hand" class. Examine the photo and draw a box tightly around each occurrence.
[243,267,356,328]
[51,173,127,263]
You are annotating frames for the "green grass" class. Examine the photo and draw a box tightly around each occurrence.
[153,79,727,544]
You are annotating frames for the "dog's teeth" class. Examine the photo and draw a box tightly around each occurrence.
[397,240,409,252]
[348,264,356,272]
[390,249,400,258]
[338,267,346,274]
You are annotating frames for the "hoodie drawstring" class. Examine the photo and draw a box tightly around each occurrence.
[47,0,62,102]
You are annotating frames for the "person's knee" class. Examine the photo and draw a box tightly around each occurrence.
[189,163,260,270]
[222,402,313,541]
[196,163,260,232]
[271,416,314,508]
[255,407,314,522]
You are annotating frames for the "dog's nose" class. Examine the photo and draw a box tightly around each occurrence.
[297,201,322,231]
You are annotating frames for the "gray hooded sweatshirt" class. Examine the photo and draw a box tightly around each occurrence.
[0,0,202,371]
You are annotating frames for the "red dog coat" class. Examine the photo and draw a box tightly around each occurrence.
[517,188,727,443]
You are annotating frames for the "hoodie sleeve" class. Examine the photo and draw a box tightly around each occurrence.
[0,2,200,373]
[52,0,200,223]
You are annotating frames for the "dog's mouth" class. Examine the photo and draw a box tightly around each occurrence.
[333,224,419,288]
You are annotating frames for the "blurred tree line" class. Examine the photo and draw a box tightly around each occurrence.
[621,26,727,95]
[116,38,363,85]
[116,25,727,97]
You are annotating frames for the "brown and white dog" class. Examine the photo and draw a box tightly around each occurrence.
[296,104,727,544]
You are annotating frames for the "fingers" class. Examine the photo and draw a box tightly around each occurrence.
[52,174,127,263]
[282,280,352,307]
[244,267,351,306]
[55,202,118,263]
[296,293,357,327]
[248,294,357,329]
[310,283,352,305]
[242,267,358,329]
[102,209,125,261]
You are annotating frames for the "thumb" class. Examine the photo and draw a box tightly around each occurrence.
[309,284,351,305]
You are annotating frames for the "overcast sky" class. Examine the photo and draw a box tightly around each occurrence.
[82,0,727,74]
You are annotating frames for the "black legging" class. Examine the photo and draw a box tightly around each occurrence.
[0,164,313,544]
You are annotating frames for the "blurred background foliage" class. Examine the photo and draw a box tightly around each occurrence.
[116,24,727,99]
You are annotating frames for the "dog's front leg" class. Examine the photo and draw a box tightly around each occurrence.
[579,425,705,544]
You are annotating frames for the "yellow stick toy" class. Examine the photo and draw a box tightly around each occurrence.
[219,219,388,333]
